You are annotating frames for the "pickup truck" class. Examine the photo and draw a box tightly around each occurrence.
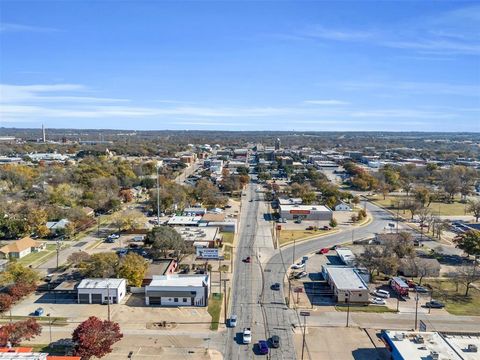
[243,328,252,344]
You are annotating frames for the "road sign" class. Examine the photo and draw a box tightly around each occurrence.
[294,287,303,293]
[300,311,310,317]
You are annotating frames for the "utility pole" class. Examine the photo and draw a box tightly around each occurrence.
[107,284,111,322]
[156,162,161,225]
[346,291,351,327]
[293,238,296,265]
[300,311,310,360]
[221,279,229,325]
[414,294,419,330]
[56,240,61,270]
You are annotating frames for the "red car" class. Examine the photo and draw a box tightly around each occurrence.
[243,256,251,263]
[316,248,329,255]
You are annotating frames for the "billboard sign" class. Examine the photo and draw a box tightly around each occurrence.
[197,248,220,259]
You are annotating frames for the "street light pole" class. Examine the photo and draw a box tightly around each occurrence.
[414,294,419,330]
[47,313,52,344]
[300,311,310,360]
[107,284,111,322]
[346,298,350,327]
[221,279,229,325]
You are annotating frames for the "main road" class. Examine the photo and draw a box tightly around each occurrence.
[224,181,402,359]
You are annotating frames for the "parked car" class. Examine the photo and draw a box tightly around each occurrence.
[425,300,445,308]
[258,340,269,355]
[243,328,252,344]
[243,256,251,263]
[370,297,386,305]
[306,226,315,231]
[374,289,390,298]
[316,248,329,255]
[322,226,331,231]
[294,219,302,224]
[109,233,120,239]
[229,315,237,327]
[415,286,429,293]
[291,263,305,270]
[295,271,308,279]
[34,307,44,316]
[271,283,280,291]
[281,218,287,223]
[270,335,280,348]
[105,237,115,243]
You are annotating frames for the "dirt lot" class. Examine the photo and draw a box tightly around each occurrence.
[294,326,388,360]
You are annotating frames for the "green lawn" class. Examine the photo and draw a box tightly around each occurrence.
[279,229,331,246]
[221,232,234,245]
[368,195,470,217]
[335,305,397,313]
[420,279,480,316]
[207,293,223,330]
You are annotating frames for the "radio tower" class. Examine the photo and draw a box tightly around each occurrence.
[42,124,46,143]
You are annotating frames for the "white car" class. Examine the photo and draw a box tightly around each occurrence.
[370,297,386,305]
[291,263,305,270]
[373,289,390,298]
[229,315,237,328]
[109,233,120,239]
[243,328,252,344]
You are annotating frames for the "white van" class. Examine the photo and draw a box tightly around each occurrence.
[132,235,145,242]
[374,289,390,298]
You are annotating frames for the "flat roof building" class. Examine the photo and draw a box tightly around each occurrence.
[322,265,369,303]
[382,330,480,360]
[279,204,332,221]
[77,278,126,304]
[145,274,210,307]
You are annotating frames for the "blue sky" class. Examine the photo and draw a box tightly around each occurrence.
[0,1,479,131]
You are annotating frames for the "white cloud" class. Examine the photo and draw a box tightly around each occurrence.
[303,100,350,106]
[0,23,59,33]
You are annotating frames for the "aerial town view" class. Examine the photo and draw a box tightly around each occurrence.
[0,1,479,360]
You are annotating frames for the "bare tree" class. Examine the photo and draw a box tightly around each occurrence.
[467,199,480,222]
[457,265,480,296]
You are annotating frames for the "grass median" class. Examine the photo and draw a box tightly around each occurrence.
[278,229,334,247]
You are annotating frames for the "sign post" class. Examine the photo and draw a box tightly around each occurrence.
[300,311,310,360]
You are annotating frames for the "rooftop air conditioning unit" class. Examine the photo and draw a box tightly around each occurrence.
[430,351,439,360]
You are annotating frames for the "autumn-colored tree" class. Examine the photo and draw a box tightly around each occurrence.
[67,251,91,267]
[8,282,37,301]
[119,188,134,203]
[72,316,123,359]
[0,294,14,312]
[0,263,39,287]
[81,253,120,278]
[0,319,42,346]
[118,253,148,287]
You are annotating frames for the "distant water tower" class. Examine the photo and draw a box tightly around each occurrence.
[42,124,46,143]
[275,137,281,150]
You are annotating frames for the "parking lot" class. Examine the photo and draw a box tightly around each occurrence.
[10,292,212,328]
[294,327,388,360]
[286,246,448,314]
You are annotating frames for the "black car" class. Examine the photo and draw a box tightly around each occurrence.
[271,283,280,291]
[270,335,280,348]
[425,300,445,308]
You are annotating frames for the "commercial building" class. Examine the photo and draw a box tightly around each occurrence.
[322,265,369,303]
[77,278,126,304]
[279,204,332,221]
[145,274,210,307]
[0,347,80,359]
[382,330,480,360]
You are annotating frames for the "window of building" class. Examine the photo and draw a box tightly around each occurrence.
[174,298,178,302]
[183,298,188,302]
